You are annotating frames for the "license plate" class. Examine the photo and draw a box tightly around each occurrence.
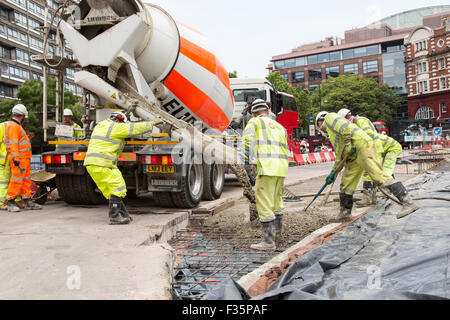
[145,165,175,174]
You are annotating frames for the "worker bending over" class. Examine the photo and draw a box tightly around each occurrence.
[5,104,42,212]
[338,108,403,206]
[84,111,163,225]
[242,99,289,251]
[316,112,419,221]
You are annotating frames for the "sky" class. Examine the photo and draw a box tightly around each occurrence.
[145,0,450,78]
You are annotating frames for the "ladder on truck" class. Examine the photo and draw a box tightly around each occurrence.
[30,1,79,142]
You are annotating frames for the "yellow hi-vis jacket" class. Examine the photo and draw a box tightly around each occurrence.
[242,115,289,177]
[323,113,372,165]
[84,119,153,169]
[354,116,401,155]
[0,122,8,166]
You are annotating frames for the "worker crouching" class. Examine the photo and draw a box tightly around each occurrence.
[242,99,289,252]
[84,111,163,225]
[316,112,419,222]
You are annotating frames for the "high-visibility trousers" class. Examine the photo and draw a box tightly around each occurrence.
[86,165,127,200]
[6,158,32,201]
[341,140,394,196]
[255,175,285,222]
[362,143,402,182]
[0,160,11,204]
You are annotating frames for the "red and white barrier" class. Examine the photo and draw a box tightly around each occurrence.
[293,152,336,166]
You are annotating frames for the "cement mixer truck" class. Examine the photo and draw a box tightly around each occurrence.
[37,0,243,209]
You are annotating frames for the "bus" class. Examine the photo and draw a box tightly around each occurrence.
[373,121,389,135]
[229,78,301,155]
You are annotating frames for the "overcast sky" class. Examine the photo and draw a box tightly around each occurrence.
[145,0,450,78]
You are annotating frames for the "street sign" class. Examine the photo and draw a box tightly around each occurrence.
[404,136,433,142]
[309,125,315,137]
[433,127,442,136]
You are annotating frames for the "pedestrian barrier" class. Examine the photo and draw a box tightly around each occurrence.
[293,152,336,167]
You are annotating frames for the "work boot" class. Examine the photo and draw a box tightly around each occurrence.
[274,215,283,244]
[23,199,42,210]
[119,200,133,222]
[109,195,132,225]
[384,182,420,219]
[355,190,372,207]
[332,193,353,223]
[7,199,21,212]
[250,220,276,252]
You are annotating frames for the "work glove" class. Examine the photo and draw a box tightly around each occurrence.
[13,159,20,167]
[326,172,336,185]
[343,142,356,155]
[241,150,250,165]
[151,118,164,126]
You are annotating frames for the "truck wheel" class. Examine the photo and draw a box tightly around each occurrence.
[202,163,225,201]
[153,192,175,208]
[171,163,204,209]
[56,174,106,205]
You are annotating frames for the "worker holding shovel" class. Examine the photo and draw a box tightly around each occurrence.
[242,99,289,252]
[315,112,419,222]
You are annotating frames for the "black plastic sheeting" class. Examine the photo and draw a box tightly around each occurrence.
[206,163,450,300]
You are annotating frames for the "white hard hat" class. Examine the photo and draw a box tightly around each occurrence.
[110,111,128,123]
[63,108,73,116]
[338,108,352,119]
[250,99,270,113]
[12,104,28,118]
[315,111,328,135]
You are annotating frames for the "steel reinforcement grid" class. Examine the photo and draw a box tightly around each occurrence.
[169,227,287,300]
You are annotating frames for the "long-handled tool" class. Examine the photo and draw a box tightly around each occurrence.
[303,154,349,212]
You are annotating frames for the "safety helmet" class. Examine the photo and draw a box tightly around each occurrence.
[63,108,73,117]
[338,108,352,119]
[250,99,270,113]
[12,104,28,118]
[315,111,328,135]
[110,111,127,123]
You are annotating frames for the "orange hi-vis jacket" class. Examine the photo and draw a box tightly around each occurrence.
[5,119,32,160]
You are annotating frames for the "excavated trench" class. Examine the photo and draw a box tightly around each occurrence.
[168,164,417,300]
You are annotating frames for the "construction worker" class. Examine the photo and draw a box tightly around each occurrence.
[242,99,289,251]
[84,111,163,225]
[63,108,83,138]
[0,121,10,210]
[5,104,42,212]
[338,108,403,206]
[315,111,419,221]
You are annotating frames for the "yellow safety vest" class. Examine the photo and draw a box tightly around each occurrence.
[242,115,289,177]
[84,119,153,169]
[0,122,8,166]
[323,113,372,163]
[354,116,400,155]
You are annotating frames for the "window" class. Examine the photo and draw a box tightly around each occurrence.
[363,60,378,74]
[438,39,445,48]
[0,23,6,37]
[15,49,29,64]
[440,77,447,90]
[280,73,288,81]
[366,45,379,56]
[13,11,27,28]
[28,18,42,33]
[415,106,435,120]
[342,48,354,59]
[30,36,44,51]
[8,65,29,80]
[66,68,75,78]
[344,63,358,74]
[273,57,306,70]
[307,55,318,65]
[414,40,427,53]
[442,103,447,113]
[417,61,428,73]
[6,26,27,45]
[9,0,26,9]
[0,46,10,59]
[28,1,45,18]
[284,58,296,68]
[232,88,266,103]
[292,71,305,83]
[309,84,320,91]
[325,66,340,79]
[438,58,446,70]
[417,81,429,93]
[308,68,322,81]
[274,60,285,70]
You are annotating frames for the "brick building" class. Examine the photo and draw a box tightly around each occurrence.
[269,6,450,122]
[405,15,450,129]
[0,0,81,101]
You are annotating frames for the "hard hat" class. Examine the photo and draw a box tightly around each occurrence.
[250,99,270,113]
[315,111,328,135]
[338,108,352,119]
[63,109,73,117]
[12,104,28,118]
[110,111,128,123]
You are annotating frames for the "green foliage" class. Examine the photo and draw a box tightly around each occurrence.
[229,70,238,78]
[310,74,403,123]
[0,79,81,153]
[266,72,404,133]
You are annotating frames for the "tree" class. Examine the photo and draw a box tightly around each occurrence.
[229,70,238,78]
[266,72,312,133]
[0,79,81,153]
[310,74,403,123]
